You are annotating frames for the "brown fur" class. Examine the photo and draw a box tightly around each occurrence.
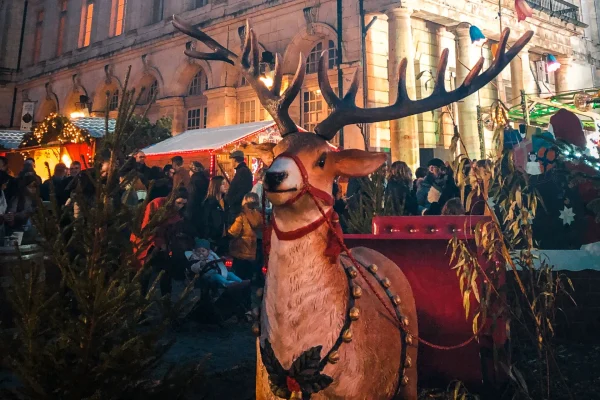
[255,133,418,399]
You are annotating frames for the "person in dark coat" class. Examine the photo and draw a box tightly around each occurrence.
[133,150,152,188]
[188,161,210,233]
[225,150,253,222]
[385,161,418,215]
[417,158,459,215]
[40,163,70,207]
[202,175,230,254]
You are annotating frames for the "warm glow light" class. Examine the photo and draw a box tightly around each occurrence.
[259,75,274,88]
[70,111,85,119]
[61,154,72,168]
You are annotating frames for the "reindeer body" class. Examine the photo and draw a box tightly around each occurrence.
[256,222,418,399]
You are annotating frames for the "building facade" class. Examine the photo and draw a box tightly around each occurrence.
[1,0,599,170]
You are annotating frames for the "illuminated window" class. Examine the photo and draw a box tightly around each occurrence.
[188,70,208,96]
[109,90,119,111]
[239,100,256,123]
[115,0,127,36]
[33,10,44,64]
[306,40,336,74]
[147,79,158,103]
[302,88,335,138]
[56,1,67,56]
[79,0,94,48]
[187,108,201,129]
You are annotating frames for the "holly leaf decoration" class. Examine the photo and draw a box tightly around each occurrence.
[290,346,322,378]
[260,340,290,397]
[289,346,333,394]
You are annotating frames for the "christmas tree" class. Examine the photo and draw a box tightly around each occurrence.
[1,68,202,400]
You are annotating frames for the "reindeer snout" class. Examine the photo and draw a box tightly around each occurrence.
[265,171,288,190]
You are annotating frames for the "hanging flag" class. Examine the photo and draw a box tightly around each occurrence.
[515,0,534,22]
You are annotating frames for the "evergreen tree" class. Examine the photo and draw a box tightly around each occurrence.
[1,67,202,400]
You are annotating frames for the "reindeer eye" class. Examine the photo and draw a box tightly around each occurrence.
[316,153,327,169]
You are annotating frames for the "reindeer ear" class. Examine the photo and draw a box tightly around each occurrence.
[330,150,387,177]
[248,143,277,166]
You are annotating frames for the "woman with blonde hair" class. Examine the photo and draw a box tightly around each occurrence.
[385,161,418,215]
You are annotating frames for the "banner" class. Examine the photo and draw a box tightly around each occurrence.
[20,102,35,131]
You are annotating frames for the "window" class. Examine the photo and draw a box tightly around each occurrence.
[56,1,67,56]
[259,106,267,121]
[239,100,256,123]
[203,107,208,128]
[302,88,335,133]
[115,0,127,36]
[109,90,119,111]
[79,0,94,48]
[188,70,208,96]
[240,76,248,86]
[33,10,44,63]
[195,0,208,7]
[153,0,164,23]
[187,108,201,129]
[147,79,158,103]
[306,40,336,74]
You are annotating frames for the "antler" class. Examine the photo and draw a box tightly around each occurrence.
[172,16,305,136]
[315,28,534,141]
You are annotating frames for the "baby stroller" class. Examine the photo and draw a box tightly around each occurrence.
[184,255,251,325]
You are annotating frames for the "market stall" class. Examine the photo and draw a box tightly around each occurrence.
[0,114,115,178]
[142,121,292,178]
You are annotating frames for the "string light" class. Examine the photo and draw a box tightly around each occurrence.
[23,113,92,148]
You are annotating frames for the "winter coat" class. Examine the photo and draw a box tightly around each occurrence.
[188,171,210,231]
[225,162,253,219]
[172,167,191,191]
[130,197,182,265]
[228,205,263,260]
[385,179,418,215]
[202,196,228,244]
[416,173,459,215]
[41,176,70,206]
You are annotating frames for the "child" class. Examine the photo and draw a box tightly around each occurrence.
[228,192,263,281]
[186,238,243,287]
[441,197,466,216]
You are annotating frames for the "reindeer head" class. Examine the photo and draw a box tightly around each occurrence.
[173,16,532,210]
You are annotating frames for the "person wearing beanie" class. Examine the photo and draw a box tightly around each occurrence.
[416,158,459,215]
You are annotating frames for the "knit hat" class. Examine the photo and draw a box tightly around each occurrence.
[427,158,445,169]
[194,238,211,250]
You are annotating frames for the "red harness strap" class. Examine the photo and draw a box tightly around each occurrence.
[262,152,342,265]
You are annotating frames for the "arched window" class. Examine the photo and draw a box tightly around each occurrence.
[147,79,158,103]
[109,90,119,111]
[188,70,208,96]
[306,40,336,74]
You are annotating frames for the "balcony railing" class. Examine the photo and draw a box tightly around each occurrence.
[526,0,586,26]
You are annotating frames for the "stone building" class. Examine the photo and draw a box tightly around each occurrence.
[1,0,599,170]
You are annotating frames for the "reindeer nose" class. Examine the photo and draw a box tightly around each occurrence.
[265,171,288,189]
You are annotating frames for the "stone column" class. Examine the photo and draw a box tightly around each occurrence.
[510,45,536,104]
[155,97,185,134]
[386,7,419,170]
[204,87,238,128]
[437,26,455,150]
[455,26,481,159]
[554,56,572,94]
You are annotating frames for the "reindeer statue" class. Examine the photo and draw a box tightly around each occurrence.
[173,16,532,400]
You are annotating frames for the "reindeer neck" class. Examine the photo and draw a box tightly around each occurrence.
[263,203,348,368]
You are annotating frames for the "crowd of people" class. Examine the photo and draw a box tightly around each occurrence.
[0,149,491,322]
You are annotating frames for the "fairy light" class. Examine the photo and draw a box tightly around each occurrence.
[26,113,92,147]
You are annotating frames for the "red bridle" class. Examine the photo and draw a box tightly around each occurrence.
[276,152,334,208]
